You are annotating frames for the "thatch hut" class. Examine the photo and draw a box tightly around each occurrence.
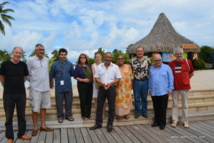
[127,13,200,55]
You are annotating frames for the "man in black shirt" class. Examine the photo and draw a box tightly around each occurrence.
[0,47,31,143]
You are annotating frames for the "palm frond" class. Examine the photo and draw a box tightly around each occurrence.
[0,20,5,35]
[1,8,15,13]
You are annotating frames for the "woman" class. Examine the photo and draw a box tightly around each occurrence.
[74,54,93,121]
[91,52,106,119]
[115,55,133,120]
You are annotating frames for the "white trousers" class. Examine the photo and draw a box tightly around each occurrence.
[172,90,189,123]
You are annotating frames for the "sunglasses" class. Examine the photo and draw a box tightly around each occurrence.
[117,58,124,60]
[80,57,86,59]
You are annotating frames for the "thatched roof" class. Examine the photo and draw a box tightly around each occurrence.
[127,13,200,54]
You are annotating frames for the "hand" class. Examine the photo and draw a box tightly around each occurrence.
[168,91,172,95]
[105,83,111,90]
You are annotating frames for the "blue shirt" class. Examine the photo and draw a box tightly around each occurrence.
[149,63,174,96]
[50,60,74,93]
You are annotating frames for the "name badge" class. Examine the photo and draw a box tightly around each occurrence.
[60,80,64,85]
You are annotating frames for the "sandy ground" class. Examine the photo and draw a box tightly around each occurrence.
[0,70,213,98]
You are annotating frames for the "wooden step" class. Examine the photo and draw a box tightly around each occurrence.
[0,111,213,130]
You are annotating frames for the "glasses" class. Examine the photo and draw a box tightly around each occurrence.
[38,49,45,51]
[154,60,161,62]
[175,53,182,55]
[117,58,124,60]
[80,57,86,59]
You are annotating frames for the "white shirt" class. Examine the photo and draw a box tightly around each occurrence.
[95,62,121,84]
[27,56,50,92]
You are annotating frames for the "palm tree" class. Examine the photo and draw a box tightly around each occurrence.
[0,1,15,35]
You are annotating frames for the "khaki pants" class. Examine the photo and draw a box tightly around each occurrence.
[172,90,189,123]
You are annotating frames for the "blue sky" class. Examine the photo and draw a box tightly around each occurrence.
[1,0,214,63]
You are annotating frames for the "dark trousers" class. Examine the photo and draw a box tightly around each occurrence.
[77,82,93,118]
[96,86,116,126]
[151,94,168,126]
[55,91,73,119]
[3,94,26,139]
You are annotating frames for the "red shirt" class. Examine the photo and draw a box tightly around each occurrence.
[169,59,194,90]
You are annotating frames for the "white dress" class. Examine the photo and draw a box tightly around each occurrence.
[92,63,99,98]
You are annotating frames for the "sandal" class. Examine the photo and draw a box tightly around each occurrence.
[116,116,121,121]
[82,117,88,121]
[124,115,130,120]
[58,119,63,123]
[40,127,53,132]
[183,123,189,128]
[65,117,74,121]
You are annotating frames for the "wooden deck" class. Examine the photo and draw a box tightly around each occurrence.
[0,120,213,143]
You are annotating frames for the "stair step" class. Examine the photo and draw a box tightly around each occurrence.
[0,111,213,130]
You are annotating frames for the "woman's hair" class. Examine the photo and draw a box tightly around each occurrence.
[94,52,102,58]
[77,53,88,65]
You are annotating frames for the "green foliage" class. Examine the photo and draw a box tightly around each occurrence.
[193,58,206,70]
[48,49,59,72]
[198,46,213,63]
[0,49,11,66]
[88,58,95,64]
[0,1,15,35]
[96,47,105,62]
[111,49,130,64]
[83,67,92,78]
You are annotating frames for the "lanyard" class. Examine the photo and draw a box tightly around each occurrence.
[59,62,65,79]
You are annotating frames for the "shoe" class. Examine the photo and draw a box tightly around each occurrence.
[171,122,177,128]
[151,123,159,127]
[107,125,113,133]
[82,117,89,121]
[142,113,148,118]
[65,117,74,121]
[116,115,121,121]
[40,127,53,132]
[32,129,38,136]
[58,119,64,123]
[135,113,140,118]
[183,123,189,128]
[89,125,102,130]
[160,126,165,130]
[124,115,130,120]
[18,135,31,140]
[6,139,13,143]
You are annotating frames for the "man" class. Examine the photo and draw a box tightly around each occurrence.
[0,47,31,143]
[89,52,121,133]
[50,48,74,123]
[130,46,151,118]
[149,54,174,130]
[169,47,194,128]
[27,44,53,136]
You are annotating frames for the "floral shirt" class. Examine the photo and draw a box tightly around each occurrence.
[130,56,151,80]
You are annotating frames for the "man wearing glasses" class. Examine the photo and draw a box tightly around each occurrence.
[27,44,53,136]
[169,47,194,128]
[149,54,174,130]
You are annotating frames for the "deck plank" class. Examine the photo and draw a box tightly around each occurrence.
[45,130,53,143]
[86,128,100,143]
[80,128,92,143]
[38,131,46,143]
[74,128,84,143]
[140,125,173,143]
[61,128,68,143]
[132,125,159,143]
[94,129,108,143]
[196,121,214,133]
[0,131,5,142]
[100,127,117,143]
[67,128,76,143]
[53,129,60,143]
[113,127,133,143]
[30,130,40,143]
[119,126,141,143]
[125,126,149,143]
[164,126,191,143]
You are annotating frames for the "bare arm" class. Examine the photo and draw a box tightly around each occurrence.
[50,77,54,88]
[75,77,90,83]
[0,75,5,87]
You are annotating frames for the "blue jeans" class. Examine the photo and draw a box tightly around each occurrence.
[133,79,149,114]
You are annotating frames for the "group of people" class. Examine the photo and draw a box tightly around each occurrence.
[0,44,194,143]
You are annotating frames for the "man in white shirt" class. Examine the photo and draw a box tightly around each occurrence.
[27,44,53,136]
[89,52,121,133]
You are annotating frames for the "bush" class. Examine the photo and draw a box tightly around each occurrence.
[198,46,213,63]
[193,58,206,70]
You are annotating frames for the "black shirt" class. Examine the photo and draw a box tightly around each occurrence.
[0,60,29,95]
